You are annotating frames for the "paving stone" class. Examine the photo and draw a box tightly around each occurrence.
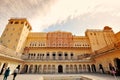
[0,73,120,80]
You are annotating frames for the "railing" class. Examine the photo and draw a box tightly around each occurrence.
[26,46,91,48]
[23,59,92,62]
[0,44,21,59]
[21,55,92,62]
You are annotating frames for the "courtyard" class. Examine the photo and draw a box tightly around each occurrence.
[0,73,120,80]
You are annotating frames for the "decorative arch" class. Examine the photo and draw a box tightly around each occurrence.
[114,58,120,70]
[74,65,77,73]
[83,64,86,72]
[114,58,120,75]
[29,65,33,73]
[48,65,51,73]
[52,65,55,73]
[91,64,96,72]
[87,64,91,72]
[58,65,63,73]
[66,65,69,73]
[43,65,47,73]
[99,64,104,73]
[34,65,38,73]
[0,63,8,74]
[79,65,82,72]
[23,64,28,73]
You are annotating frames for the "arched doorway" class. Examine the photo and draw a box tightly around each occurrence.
[87,64,91,72]
[23,64,28,73]
[43,65,47,73]
[99,64,104,73]
[58,65,63,73]
[79,65,82,73]
[114,58,120,75]
[34,65,37,73]
[91,64,96,72]
[66,65,69,73]
[114,58,120,70]
[0,63,8,75]
[109,63,115,71]
[38,65,42,73]
[83,64,86,72]
[74,65,77,73]
[29,65,33,73]
[52,65,55,73]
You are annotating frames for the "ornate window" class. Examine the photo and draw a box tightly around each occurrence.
[15,21,19,24]
[65,52,68,60]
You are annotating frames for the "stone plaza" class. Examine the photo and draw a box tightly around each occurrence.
[0,73,120,80]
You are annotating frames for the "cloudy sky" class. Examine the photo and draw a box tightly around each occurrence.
[0,0,120,36]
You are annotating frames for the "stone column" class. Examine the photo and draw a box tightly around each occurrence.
[0,62,3,72]
[32,65,34,73]
[68,54,70,60]
[55,65,58,74]
[41,65,43,74]
[62,53,65,60]
[56,53,58,60]
[27,65,30,73]
[50,53,52,60]
[63,65,65,73]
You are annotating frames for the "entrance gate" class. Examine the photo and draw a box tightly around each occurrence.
[58,65,63,73]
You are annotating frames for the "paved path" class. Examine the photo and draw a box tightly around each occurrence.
[0,73,120,80]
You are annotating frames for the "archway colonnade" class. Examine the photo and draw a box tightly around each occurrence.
[0,58,120,75]
[20,58,120,74]
[0,62,21,75]
[21,64,96,74]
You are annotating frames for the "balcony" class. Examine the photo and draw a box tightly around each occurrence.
[21,55,92,63]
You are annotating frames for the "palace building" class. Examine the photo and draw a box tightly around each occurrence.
[0,18,120,75]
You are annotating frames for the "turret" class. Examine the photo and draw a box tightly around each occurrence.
[0,18,32,53]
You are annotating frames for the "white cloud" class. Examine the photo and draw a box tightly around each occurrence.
[30,0,120,32]
[0,0,120,36]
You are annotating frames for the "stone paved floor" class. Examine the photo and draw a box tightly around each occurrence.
[0,73,120,80]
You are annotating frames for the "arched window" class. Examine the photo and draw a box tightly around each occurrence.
[46,52,50,60]
[71,52,74,59]
[66,65,69,73]
[64,52,68,60]
[58,51,63,60]
[83,64,86,72]
[52,52,56,60]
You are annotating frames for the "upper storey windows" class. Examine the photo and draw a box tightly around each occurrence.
[47,31,73,47]
[21,22,24,24]
[29,42,46,47]
[9,20,31,31]
[90,32,96,36]
[10,21,13,24]
[74,43,90,48]
[15,21,19,24]
[9,21,25,24]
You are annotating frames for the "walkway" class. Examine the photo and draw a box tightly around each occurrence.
[0,73,120,80]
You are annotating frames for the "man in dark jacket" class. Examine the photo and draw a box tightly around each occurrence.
[3,67,10,80]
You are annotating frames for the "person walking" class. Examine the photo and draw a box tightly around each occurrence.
[3,67,10,80]
[13,67,19,80]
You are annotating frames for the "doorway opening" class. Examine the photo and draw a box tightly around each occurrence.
[58,65,63,73]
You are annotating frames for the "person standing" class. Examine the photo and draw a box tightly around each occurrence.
[13,67,19,80]
[3,67,10,80]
